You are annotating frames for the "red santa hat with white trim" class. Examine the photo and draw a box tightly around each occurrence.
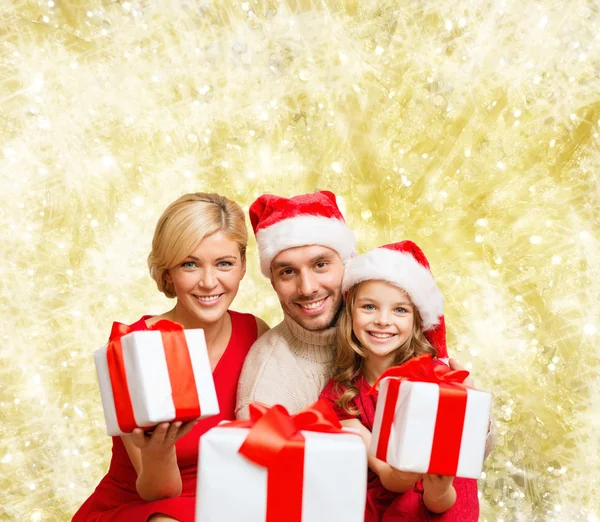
[249,191,356,278]
[342,240,448,360]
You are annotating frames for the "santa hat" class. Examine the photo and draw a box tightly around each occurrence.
[342,240,448,359]
[249,191,356,277]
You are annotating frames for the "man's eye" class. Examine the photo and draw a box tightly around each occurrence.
[315,262,328,269]
[280,269,294,276]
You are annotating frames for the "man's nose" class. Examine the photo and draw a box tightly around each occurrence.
[297,270,319,296]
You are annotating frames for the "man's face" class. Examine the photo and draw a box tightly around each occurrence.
[270,245,345,331]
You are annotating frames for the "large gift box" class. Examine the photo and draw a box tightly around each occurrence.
[94,320,219,436]
[370,354,491,479]
[196,401,367,522]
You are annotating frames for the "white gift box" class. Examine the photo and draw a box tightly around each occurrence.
[94,328,219,436]
[196,425,367,522]
[370,379,491,478]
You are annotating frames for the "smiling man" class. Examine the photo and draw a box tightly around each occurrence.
[235,191,356,418]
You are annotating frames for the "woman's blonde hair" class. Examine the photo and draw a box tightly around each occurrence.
[148,192,247,298]
[334,281,437,415]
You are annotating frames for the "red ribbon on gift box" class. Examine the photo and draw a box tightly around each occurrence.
[106,320,201,433]
[369,354,471,477]
[225,400,347,522]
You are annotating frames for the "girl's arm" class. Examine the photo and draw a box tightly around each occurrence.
[340,419,422,493]
[122,421,196,501]
[422,475,456,513]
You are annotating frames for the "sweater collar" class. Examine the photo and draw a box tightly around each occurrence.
[283,314,337,363]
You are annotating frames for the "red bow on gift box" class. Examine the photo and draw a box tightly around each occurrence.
[369,354,472,477]
[225,400,349,522]
[106,320,201,433]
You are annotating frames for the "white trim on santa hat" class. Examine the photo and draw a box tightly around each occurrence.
[256,214,356,277]
[342,247,444,330]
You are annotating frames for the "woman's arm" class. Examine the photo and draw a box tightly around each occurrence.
[122,421,196,501]
[255,317,270,337]
[340,419,421,493]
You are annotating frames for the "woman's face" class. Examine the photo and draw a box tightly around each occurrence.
[165,230,246,326]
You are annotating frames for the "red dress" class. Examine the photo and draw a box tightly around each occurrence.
[72,310,258,522]
[319,367,479,522]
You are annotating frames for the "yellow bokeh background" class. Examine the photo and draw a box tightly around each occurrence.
[1,1,599,520]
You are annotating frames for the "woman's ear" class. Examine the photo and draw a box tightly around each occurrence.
[164,270,173,283]
[240,256,247,278]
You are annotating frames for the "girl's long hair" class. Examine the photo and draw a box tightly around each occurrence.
[334,282,438,415]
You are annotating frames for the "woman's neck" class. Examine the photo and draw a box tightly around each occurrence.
[362,353,397,386]
[163,305,229,348]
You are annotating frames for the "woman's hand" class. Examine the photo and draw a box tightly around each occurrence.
[423,474,456,513]
[132,421,197,457]
[128,420,196,501]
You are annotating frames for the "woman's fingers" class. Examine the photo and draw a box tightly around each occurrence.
[149,422,170,444]
[130,429,146,449]
[176,421,197,441]
[165,421,182,443]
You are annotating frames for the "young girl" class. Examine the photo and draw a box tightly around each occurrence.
[320,240,480,522]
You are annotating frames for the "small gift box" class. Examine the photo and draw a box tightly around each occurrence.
[370,354,491,479]
[94,320,219,436]
[196,400,367,522]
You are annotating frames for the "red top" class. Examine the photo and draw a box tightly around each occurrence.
[319,365,480,522]
[72,310,258,522]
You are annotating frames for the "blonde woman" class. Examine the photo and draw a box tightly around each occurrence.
[73,193,269,522]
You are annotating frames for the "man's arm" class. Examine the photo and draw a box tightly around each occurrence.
[236,329,278,419]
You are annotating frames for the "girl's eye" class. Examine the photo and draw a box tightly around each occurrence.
[395,307,408,314]
[363,304,375,311]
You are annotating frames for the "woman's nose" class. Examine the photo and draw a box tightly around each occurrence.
[198,268,217,288]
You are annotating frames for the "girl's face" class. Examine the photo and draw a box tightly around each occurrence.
[352,280,415,360]
[165,230,246,326]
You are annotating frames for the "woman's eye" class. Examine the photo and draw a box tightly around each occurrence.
[181,261,197,268]
[217,261,233,268]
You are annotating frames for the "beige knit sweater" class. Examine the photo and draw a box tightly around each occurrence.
[235,314,336,420]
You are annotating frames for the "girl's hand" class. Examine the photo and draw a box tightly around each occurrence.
[448,358,475,388]
[423,474,454,496]
[422,474,456,513]
[131,421,197,457]
[389,467,423,486]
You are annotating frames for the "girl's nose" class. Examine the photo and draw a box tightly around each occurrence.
[375,312,391,326]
